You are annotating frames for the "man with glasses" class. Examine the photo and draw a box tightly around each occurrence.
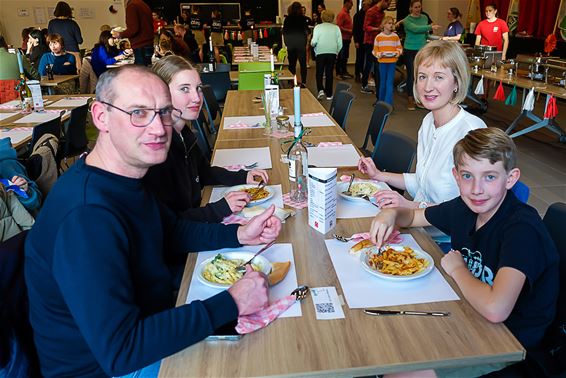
[25,65,281,377]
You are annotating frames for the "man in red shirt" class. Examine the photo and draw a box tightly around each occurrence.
[112,0,154,66]
[336,0,354,79]
[361,0,389,95]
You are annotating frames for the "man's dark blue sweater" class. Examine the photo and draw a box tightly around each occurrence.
[25,159,241,377]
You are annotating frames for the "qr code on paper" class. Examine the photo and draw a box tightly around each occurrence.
[315,303,335,313]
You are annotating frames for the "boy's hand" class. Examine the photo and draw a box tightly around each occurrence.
[369,209,396,248]
[11,175,28,192]
[441,250,467,277]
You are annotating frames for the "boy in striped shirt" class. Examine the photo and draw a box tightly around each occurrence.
[373,16,402,106]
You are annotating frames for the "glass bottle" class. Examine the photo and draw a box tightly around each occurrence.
[288,125,308,202]
[19,73,32,112]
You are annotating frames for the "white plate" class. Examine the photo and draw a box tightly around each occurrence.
[197,251,272,288]
[228,184,274,206]
[361,245,434,281]
[382,52,397,57]
[337,181,384,202]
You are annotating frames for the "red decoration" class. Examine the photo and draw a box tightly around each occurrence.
[544,34,557,55]
[544,96,558,119]
[493,81,506,101]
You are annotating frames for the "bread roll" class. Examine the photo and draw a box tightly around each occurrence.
[349,239,375,256]
[268,261,291,286]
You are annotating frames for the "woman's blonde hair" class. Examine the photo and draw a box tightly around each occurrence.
[413,40,469,105]
[151,55,196,84]
[321,10,335,23]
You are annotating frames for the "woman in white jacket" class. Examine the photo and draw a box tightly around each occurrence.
[358,40,486,210]
[311,10,342,100]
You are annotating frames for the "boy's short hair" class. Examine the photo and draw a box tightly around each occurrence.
[453,128,518,172]
[413,40,469,105]
[47,33,65,48]
[381,16,394,27]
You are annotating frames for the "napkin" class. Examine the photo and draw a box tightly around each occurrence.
[226,121,261,129]
[282,193,308,209]
[236,295,296,334]
[221,214,249,225]
[350,230,402,244]
[223,164,246,171]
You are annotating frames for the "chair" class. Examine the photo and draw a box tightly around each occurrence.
[200,70,231,104]
[0,231,41,377]
[329,81,352,115]
[27,113,62,155]
[511,181,530,203]
[201,84,222,134]
[360,101,393,158]
[219,54,228,64]
[214,63,231,72]
[191,111,213,161]
[58,99,92,171]
[238,71,269,90]
[330,90,354,131]
[372,131,417,187]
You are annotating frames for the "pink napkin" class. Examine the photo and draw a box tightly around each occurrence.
[236,295,296,334]
[222,214,249,225]
[223,164,246,171]
[282,193,308,209]
[350,230,403,244]
[7,127,33,132]
[318,142,342,147]
[270,130,294,139]
[226,121,261,129]
[0,103,20,110]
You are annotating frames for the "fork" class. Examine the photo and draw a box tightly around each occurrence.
[235,240,276,273]
[244,162,258,169]
[333,233,352,242]
[249,180,266,201]
[342,173,355,196]
[360,195,380,208]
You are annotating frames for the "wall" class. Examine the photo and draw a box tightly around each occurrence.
[0,0,127,50]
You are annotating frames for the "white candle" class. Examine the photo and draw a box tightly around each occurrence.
[209,36,213,52]
[270,48,274,72]
[293,76,301,127]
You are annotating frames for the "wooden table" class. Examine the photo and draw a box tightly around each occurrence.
[217,88,346,141]
[159,90,525,377]
[0,94,92,149]
[40,75,79,95]
[470,69,566,142]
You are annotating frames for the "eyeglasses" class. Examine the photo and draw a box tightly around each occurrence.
[99,101,181,128]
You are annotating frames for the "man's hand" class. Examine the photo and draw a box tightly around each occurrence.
[441,250,467,277]
[11,175,28,192]
[224,191,250,213]
[237,205,281,245]
[228,265,269,315]
[373,189,414,209]
[369,209,397,248]
[357,157,382,180]
[246,169,269,184]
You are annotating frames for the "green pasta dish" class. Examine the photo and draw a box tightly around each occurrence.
[202,254,261,285]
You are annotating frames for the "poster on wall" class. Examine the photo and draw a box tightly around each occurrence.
[34,7,47,24]
[78,7,95,19]
[506,0,519,35]
[466,0,482,32]
[18,8,30,17]
[557,0,566,41]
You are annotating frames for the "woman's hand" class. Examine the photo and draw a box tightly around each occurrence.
[373,189,414,209]
[11,175,28,192]
[246,169,269,184]
[357,157,382,181]
[224,191,250,213]
[441,250,467,277]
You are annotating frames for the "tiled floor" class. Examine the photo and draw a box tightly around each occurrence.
[303,65,566,216]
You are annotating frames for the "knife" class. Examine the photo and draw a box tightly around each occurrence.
[364,309,450,317]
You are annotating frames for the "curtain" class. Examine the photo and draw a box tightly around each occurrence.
[517,0,561,38]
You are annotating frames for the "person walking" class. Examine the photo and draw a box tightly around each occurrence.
[112,0,154,66]
[336,0,354,79]
[361,0,389,96]
[283,2,310,86]
[353,0,370,82]
[312,10,342,100]
[47,2,83,71]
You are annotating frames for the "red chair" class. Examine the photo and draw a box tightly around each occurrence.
[0,80,19,104]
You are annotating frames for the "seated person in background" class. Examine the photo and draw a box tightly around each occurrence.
[25,29,50,69]
[38,33,77,76]
[358,40,486,210]
[0,36,40,81]
[153,38,174,61]
[0,137,41,214]
[371,127,559,377]
[90,30,128,77]
[146,55,269,223]
[174,24,199,62]
[25,65,280,377]
[158,29,190,58]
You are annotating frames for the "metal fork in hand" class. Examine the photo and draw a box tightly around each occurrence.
[342,173,355,196]
[360,195,380,208]
[333,233,353,242]
[244,162,258,170]
[249,180,266,201]
[235,240,276,273]
[291,285,309,300]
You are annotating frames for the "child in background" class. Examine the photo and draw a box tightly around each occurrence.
[370,127,559,377]
[38,33,76,76]
[373,16,402,106]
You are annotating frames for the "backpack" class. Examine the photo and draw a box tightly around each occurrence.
[26,134,59,198]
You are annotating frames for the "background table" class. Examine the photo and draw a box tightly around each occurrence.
[40,75,79,95]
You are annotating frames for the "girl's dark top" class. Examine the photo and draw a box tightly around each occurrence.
[283,14,310,48]
[144,125,248,223]
[28,44,50,68]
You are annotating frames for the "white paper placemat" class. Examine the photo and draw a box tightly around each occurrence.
[212,147,272,169]
[0,113,19,122]
[307,144,360,167]
[210,184,284,209]
[223,115,265,129]
[186,243,301,318]
[0,127,33,145]
[13,111,60,124]
[0,100,21,109]
[326,234,459,308]
[289,113,335,127]
[47,98,89,107]
[335,180,390,219]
